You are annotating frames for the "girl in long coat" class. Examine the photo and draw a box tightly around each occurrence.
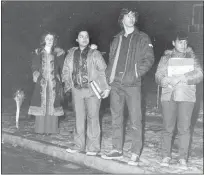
[28,32,64,134]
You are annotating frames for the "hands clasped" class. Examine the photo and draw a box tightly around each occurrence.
[163,75,187,88]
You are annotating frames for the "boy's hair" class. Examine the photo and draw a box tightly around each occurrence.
[76,29,90,38]
[173,31,188,41]
[71,25,92,45]
[74,24,91,39]
[118,8,139,28]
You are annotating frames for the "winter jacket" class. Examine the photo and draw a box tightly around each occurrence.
[106,28,155,86]
[62,47,110,93]
[32,47,65,84]
[155,47,203,102]
[28,47,65,117]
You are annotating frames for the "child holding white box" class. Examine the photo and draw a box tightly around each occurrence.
[155,31,203,169]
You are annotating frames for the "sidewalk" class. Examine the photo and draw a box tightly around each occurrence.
[2,106,203,174]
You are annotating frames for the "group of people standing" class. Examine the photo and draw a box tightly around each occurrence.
[28,8,203,168]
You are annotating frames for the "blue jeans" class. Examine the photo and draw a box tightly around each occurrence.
[72,87,101,152]
[110,85,142,155]
[161,100,194,160]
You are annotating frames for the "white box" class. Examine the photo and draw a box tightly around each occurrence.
[168,57,194,77]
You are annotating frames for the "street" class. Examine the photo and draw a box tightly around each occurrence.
[2,143,105,174]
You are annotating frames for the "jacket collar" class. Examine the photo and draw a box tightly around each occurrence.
[38,48,55,55]
[114,27,140,38]
[171,47,194,58]
[76,46,90,54]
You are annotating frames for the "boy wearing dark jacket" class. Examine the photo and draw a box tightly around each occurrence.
[102,8,154,166]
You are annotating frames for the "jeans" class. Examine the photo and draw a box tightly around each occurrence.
[161,100,194,160]
[110,85,142,155]
[72,87,101,152]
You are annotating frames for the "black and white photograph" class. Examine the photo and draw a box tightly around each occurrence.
[1,1,203,174]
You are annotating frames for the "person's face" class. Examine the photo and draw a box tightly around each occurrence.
[172,39,188,53]
[76,31,90,47]
[45,34,54,48]
[122,11,136,28]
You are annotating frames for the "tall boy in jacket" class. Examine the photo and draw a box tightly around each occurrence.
[102,8,154,165]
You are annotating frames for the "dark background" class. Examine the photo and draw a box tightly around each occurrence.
[1,2,202,154]
[0,1,194,100]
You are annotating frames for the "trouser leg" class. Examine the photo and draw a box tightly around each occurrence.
[125,86,142,155]
[72,88,86,151]
[85,95,101,152]
[161,100,177,158]
[110,86,125,152]
[177,102,194,160]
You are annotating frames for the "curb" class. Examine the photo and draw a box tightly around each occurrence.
[2,132,150,174]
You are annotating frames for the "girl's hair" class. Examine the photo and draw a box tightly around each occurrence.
[39,31,58,50]
[118,8,139,28]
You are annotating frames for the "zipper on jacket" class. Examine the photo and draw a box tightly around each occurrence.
[79,51,82,86]
[120,34,133,84]
[135,63,138,78]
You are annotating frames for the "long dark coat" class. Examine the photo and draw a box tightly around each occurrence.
[28,48,64,117]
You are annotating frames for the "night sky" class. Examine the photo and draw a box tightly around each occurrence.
[2,1,179,97]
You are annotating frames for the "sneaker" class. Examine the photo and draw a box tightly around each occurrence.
[66,148,80,153]
[86,151,98,156]
[101,150,123,160]
[128,154,140,166]
[178,159,188,170]
[160,157,171,167]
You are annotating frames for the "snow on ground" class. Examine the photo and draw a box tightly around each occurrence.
[2,95,203,174]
